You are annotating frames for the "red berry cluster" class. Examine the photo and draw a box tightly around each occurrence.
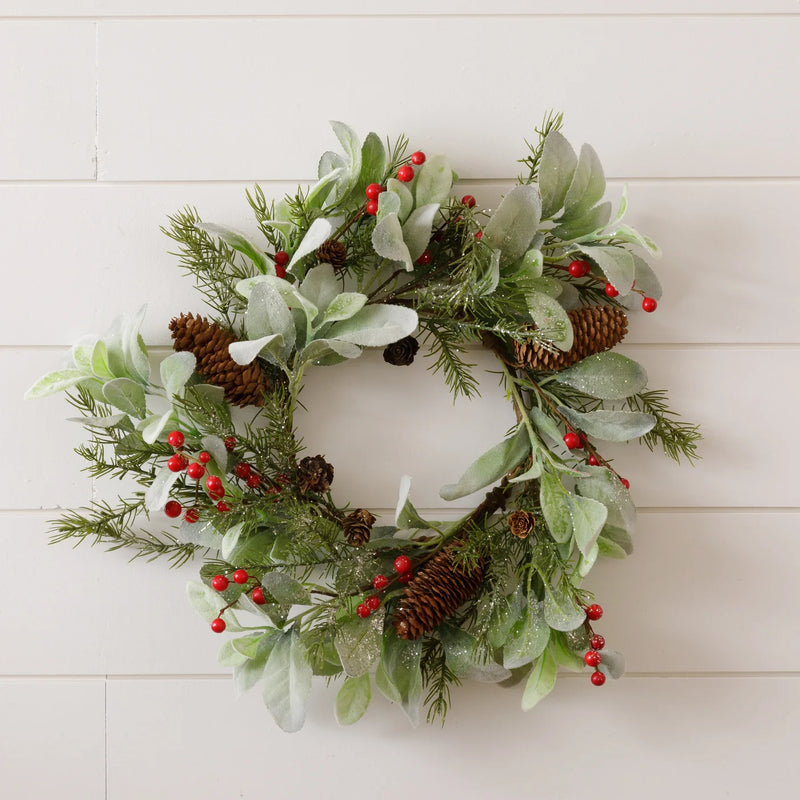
[583,604,607,686]
[273,249,289,279]
[209,567,268,633]
[565,260,657,312]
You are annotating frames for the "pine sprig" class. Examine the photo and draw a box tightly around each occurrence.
[625,388,702,464]
[519,110,565,184]
[421,637,461,725]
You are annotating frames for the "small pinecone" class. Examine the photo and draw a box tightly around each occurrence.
[315,239,347,270]
[507,510,535,539]
[393,544,485,640]
[383,336,420,367]
[297,454,334,495]
[514,305,628,372]
[168,313,272,407]
[343,508,376,546]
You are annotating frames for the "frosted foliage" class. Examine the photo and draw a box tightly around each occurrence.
[544,587,586,632]
[335,610,385,677]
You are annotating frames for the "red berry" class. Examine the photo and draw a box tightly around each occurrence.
[461,194,476,208]
[398,572,414,584]
[590,670,606,686]
[206,475,223,493]
[620,478,630,489]
[642,296,657,313]
[167,454,187,473]
[184,508,199,524]
[397,165,414,182]
[276,473,290,486]
[416,250,432,266]
[591,634,606,651]
[224,436,236,451]
[246,474,261,489]
[167,430,185,448]
[584,649,602,667]
[164,500,182,518]
[372,574,389,591]
[198,451,211,464]
[568,259,590,278]
[265,485,280,498]
[410,151,426,165]
[356,603,371,619]
[365,595,381,611]
[216,500,230,513]
[233,569,249,585]
[275,264,286,280]
[586,604,604,621]
[474,230,483,240]
[186,462,205,480]
[588,454,599,466]
[604,282,619,298]
[274,250,289,267]
[394,555,412,574]
[365,183,383,200]
[251,586,266,605]
[365,199,379,216]
[563,431,582,449]
[211,575,229,592]
[211,618,226,633]
[234,462,252,479]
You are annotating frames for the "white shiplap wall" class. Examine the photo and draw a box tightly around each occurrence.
[2,5,798,799]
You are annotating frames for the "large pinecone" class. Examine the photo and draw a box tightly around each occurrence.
[393,544,485,640]
[168,313,273,407]
[315,239,347,270]
[297,454,334,495]
[343,508,376,546]
[383,336,420,366]
[514,305,628,372]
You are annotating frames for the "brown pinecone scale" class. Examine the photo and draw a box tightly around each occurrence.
[315,239,347,270]
[393,544,485,640]
[342,508,376,546]
[297,454,334,495]
[514,305,628,372]
[507,510,535,539]
[168,313,273,407]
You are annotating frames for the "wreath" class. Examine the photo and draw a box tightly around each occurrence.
[27,115,700,731]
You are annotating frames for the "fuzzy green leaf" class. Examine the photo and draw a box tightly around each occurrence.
[322,292,368,325]
[379,628,423,726]
[144,465,182,512]
[335,674,371,726]
[160,351,196,398]
[552,201,611,240]
[620,254,663,310]
[334,612,384,677]
[299,264,338,313]
[558,407,657,442]
[555,352,648,400]
[24,368,85,400]
[562,143,605,220]
[503,596,550,669]
[487,587,526,649]
[483,184,542,267]
[299,338,362,365]
[577,466,636,533]
[439,425,530,502]
[567,494,608,558]
[327,304,418,348]
[140,410,173,445]
[527,290,573,351]
[440,624,511,683]
[330,120,362,200]
[394,475,431,529]
[402,203,439,262]
[262,628,313,733]
[228,333,285,366]
[414,154,453,208]
[543,587,586,632]
[372,212,413,271]
[521,650,557,711]
[102,378,146,418]
[598,648,626,680]
[220,522,245,562]
[195,222,270,274]
[355,131,387,198]
[288,217,335,271]
[580,245,635,295]
[262,571,311,606]
[246,281,295,354]
[539,131,578,218]
[376,189,402,222]
[386,178,414,222]
[539,470,572,543]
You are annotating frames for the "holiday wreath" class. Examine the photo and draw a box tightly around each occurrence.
[27,116,700,731]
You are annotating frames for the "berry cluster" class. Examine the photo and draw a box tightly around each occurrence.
[583,603,607,686]
[356,555,414,620]
[209,567,267,633]
[566,259,657,313]
[364,150,427,217]
[561,430,630,489]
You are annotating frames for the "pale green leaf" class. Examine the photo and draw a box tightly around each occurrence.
[330,120,362,200]
[552,201,611,240]
[555,352,648,400]
[540,470,572,543]
[144,465,181,512]
[609,223,662,257]
[228,334,284,366]
[299,264,338,313]
[568,494,608,557]
[527,289,574,351]
[160,351,196,398]
[355,131,387,198]
[515,248,543,279]
[90,339,113,379]
[543,587,586,632]
[372,212,413,271]
[322,292,368,325]
[299,338,362,365]
[200,434,229,471]
[334,613,384,677]
[262,628,313,733]
[245,281,295,354]
[71,336,96,373]
[394,475,431,529]
[386,178,414,222]
[558,407,657,442]
[598,648,626,680]
[619,254,663,310]
[550,632,586,672]
[414,154,453,207]
[327,304,417,348]
[195,222,270,274]
[521,650,558,711]
[262,571,311,606]
[563,143,605,220]
[503,596,550,669]
[402,203,439,262]
[140,410,173,445]
[186,580,222,623]
[24,368,85,400]
[439,425,530,502]
[440,624,511,683]
[376,189,402,222]
[486,587,525,649]
[288,217,335,270]
[102,377,146,417]
[539,131,578,218]
[220,522,245,561]
[483,184,542,267]
[379,628,423,727]
[580,245,635,295]
[577,467,637,533]
[335,674,371,726]
[218,639,249,667]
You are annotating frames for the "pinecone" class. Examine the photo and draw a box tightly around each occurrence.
[507,510,535,539]
[168,313,273,407]
[383,336,420,367]
[514,305,628,372]
[297,454,334,495]
[393,544,485,640]
[315,239,347,270]
[343,508,376,546]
